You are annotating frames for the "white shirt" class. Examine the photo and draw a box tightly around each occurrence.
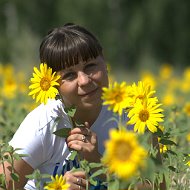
[9,99,128,189]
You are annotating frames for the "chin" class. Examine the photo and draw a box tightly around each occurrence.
[80,100,102,110]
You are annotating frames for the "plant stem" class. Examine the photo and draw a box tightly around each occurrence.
[0,145,7,189]
[10,153,15,190]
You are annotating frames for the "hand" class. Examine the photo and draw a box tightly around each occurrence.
[64,171,87,190]
[66,122,101,162]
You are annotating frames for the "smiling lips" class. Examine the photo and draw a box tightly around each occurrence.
[79,88,99,97]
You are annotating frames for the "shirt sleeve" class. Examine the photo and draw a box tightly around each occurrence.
[9,106,52,169]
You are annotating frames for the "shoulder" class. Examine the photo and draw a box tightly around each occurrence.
[11,99,70,141]
[9,99,71,168]
[25,99,67,130]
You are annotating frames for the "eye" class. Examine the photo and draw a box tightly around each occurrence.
[84,63,97,75]
[61,72,77,81]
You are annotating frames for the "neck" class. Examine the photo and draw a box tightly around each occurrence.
[73,105,102,126]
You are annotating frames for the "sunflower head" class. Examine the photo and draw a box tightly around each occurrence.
[102,81,132,115]
[28,63,60,104]
[129,81,157,106]
[127,98,164,134]
[102,128,147,180]
[44,174,70,190]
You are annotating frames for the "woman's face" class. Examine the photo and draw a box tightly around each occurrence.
[57,55,108,111]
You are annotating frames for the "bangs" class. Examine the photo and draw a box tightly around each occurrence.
[40,26,102,72]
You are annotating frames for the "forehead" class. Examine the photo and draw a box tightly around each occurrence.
[60,55,104,72]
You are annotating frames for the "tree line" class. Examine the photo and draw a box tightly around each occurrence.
[0,0,189,71]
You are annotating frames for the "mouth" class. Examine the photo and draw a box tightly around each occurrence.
[79,88,99,97]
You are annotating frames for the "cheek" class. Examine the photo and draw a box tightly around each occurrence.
[58,83,76,97]
[58,84,77,106]
[95,70,108,86]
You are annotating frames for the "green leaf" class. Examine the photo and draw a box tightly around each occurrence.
[53,128,71,138]
[89,177,98,186]
[13,148,23,152]
[90,168,105,178]
[108,179,119,190]
[41,173,51,179]
[11,172,19,182]
[159,139,177,146]
[18,154,28,158]
[69,150,78,161]
[3,154,9,160]
[168,166,179,173]
[167,150,177,156]
[75,121,85,128]
[153,127,164,137]
[64,106,76,117]
[13,153,22,160]
[89,162,102,169]
[0,174,6,188]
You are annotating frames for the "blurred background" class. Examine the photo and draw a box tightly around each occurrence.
[0,0,189,75]
[1,2,190,187]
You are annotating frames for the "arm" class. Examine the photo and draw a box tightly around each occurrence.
[0,158,34,190]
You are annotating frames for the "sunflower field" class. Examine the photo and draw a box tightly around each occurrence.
[1,62,190,190]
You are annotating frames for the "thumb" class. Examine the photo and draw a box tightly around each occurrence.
[84,121,90,129]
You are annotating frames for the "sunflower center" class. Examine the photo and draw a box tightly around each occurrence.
[54,184,62,190]
[115,93,123,102]
[115,141,132,161]
[139,109,149,122]
[185,105,190,114]
[40,77,51,91]
[136,94,144,100]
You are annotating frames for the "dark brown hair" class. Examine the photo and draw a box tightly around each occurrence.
[39,23,103,72]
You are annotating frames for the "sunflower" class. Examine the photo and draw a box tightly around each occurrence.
[28,63,60,104]
[102,128,147,179]
[127,99,164,134]
[129,81,158,106]
[186,133,190,142]
[44,174,70,190]
[159,143,168,153]
[183,102,190,116]
[140,71,156,90]
[102,82,131,115]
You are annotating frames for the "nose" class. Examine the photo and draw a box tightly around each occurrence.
[77,71,91,86]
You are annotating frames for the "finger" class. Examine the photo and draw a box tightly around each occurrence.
[76,177,87,187]
[84,122,90,129]
[69,127,91,137]
[64,171,86,190]
[72,171,86,178]
[75,184,85,190]
[74,174,87,189]
[69,127,83,135]
[67,134,87,143]
[79,124,91,136]
[68,183,85,190]
[68,140,84,151]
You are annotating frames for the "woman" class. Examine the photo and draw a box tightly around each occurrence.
[0,23,125,190]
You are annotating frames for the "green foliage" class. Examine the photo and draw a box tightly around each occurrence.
[53,127,71,138]
[26,169,51,190]
[0,143,28,189]
[0,1,190,70]
[64,106,76,118]
[1,63,190,189]
[0,99,29,143]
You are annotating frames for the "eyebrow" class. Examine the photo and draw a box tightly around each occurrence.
[61,67,75,74]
